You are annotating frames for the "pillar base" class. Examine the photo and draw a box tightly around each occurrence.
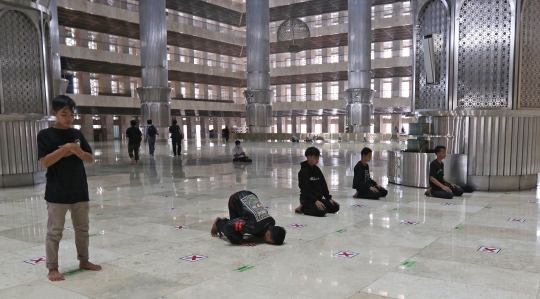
[468,174,539,191]
[342,88,373,132]
[137,87,171,141]
[244,90,273,132]
[53,78,69,96]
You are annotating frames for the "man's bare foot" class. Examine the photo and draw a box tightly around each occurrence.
[294,205,303,214]
[210,217,222,237]
[48,269,65,282]
[79,260,102,271]
[424,189,431,197]
[353,192,358,198]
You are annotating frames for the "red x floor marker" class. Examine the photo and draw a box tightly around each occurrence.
[63,227,74,231]
[526,201,538,204]
[350,204,367,208]
[171,225,190,230]
[440,202,455,206]
[478,246,501,253]
[165,207,179,211]
[400,220,419,225]
[508,218,525,223]
[332,251,359,259]
[288,223,307,228]
[25,256,46,265]
[180,254,207,262]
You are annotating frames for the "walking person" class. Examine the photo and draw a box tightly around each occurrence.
[144,119,158,157]
[169,119,182,156]
[126,120,142,165]
[222,126,230,142]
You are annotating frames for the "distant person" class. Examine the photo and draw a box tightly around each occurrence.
[125,120,142,165]
[291,135,299,142]
[222,126,230,142]
[353,147,388,200]
[295,147,340,217]
[394,126,399,133]
[426,146,464,199]
[37,95,101,281]
[211,190,286,246]
[169,120,182,156]
[233,140,251,162]
[144,119,158,157]
[401,126,406,134]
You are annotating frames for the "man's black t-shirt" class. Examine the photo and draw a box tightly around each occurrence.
[37,128,92,204]
[169,124,180,139]
[125,127,142,145]
[429,159,445,188]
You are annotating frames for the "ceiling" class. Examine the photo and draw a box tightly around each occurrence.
[165,0,410,26]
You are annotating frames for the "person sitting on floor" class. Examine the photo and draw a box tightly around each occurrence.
[294,147,340,217]
[211,190,286,246]
[425,145,464,199]
[232,140,252,162]
[353,147,388,200]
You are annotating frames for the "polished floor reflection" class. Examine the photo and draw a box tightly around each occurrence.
[1,140,539,299]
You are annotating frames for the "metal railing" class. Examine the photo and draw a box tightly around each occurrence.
[168,53,245,71]
[171,95,245,103]
[273,90,411,102]
[270,50,411,68]
[87,0,138,12]
[167,13,245,38]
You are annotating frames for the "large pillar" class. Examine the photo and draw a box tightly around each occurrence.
[49,0,68,96]
[244,0,272,133]
[343,0,373,133]
[137,0,171,141]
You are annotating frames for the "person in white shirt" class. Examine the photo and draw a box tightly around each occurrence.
[233,140,251,162]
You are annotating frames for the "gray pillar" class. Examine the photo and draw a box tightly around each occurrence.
[306,116,313,133]
[291,117,297,134]
[100,115,114,141]
[343,0,373,133]
[137,0,171,141]
[322,116,329,133]
[79,114,94,142]
[244,0,272,133]
[49,0,68,96]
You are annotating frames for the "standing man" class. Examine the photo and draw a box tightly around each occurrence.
[353,147,388,200]
[126,120,142,165]
[37,95,101,281]
[428,146,464,199]
[169,119,181,156]
[222,126,230,142]
[144,119,158,157]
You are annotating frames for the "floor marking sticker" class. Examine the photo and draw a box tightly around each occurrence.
[165,207,179,211]
[454,226,464,230]
[332,251,359,259]
[526,201,538,204]
[350,204,367,208]
[64,269,87,276]
[508,218,525,223]
[235,265,254,272]
[478,246,501,253]
[95,213,105,216]
[336,229,348,233]
[288,223,307,228]
[400,220,419,225]
[24,256,46,265]
[392,208,399,211]
[180,254,207,262]
[1,197,12,201]
[400,261,416,268]
[64,227,74,231]
[484,206,492,209]
[440,202,455,206]
[89,233,102,237]
[171,225,189,230]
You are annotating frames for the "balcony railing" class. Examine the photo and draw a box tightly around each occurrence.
[167,13,245,38]
[270,50,411,68]
[60,36,246,71]
[273,90,410,102]
[87,0,138,12]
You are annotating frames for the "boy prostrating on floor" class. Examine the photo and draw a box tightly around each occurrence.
[37,95,101,281]
[295,147,340,217]
[211,190,286,246]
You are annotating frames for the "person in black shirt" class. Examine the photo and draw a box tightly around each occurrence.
[37,95,101,281]
[222,126,230,142]
[168,119,182,156]
[125,120,142,165]
[353,147,388,200]
[211,191,286,246]
[294,147,340,217]
[427,146,464,199]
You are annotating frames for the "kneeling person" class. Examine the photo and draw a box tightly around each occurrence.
[295,147,340,217]
[353,147,388,200]
[429,146,463,199]
[232,140,252,162]
[211,190,286,246]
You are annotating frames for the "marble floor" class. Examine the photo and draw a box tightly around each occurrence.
[1,140,540,299]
